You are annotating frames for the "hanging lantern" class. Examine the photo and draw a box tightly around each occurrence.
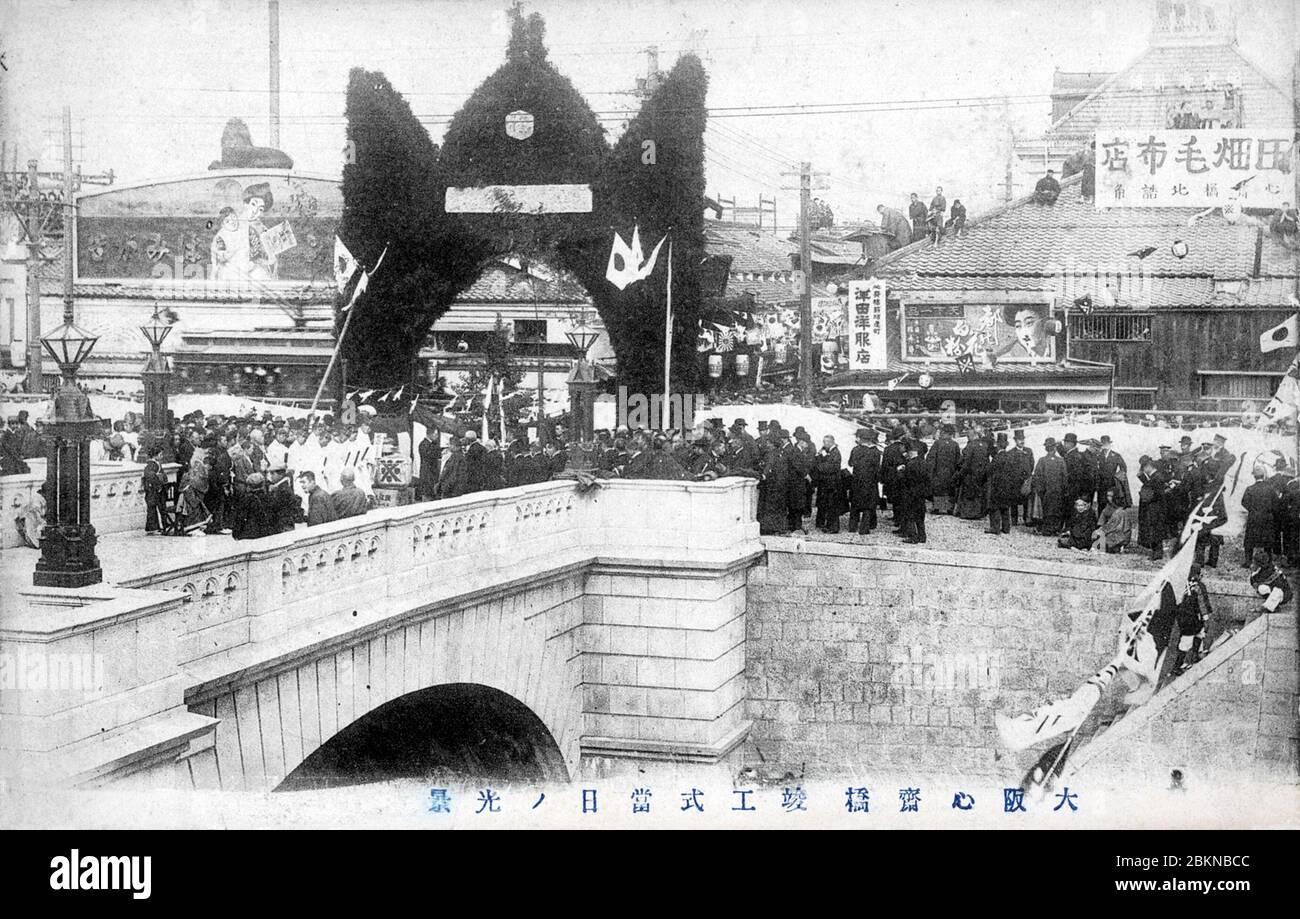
[775,342,788,364]
[708,354,723,378]
[821,339,838,357]
[820,353,836,373]
[918,372,934,389]
[734,353,750,377]
[1171,239,1189,259]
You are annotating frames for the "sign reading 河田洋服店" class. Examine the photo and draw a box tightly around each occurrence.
[847,280,888,371]
[1096,128,1294,209]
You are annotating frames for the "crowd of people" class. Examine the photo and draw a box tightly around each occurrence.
[9,400,1298,594]
[145,410,383,540]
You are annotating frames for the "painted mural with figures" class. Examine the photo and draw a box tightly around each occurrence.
[75,172,340,284]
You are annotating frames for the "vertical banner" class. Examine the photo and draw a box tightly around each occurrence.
[1096,128,1294,209]
[847,280,888,371]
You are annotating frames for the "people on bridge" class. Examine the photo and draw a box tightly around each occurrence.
[300,470,339,527]
[330,468,370,520]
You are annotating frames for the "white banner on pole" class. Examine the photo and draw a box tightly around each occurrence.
[1096,128,1294,209]
[847,280,888,371]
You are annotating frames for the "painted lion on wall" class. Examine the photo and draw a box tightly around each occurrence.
[208,118,294,171]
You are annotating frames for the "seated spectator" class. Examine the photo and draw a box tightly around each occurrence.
[1058,497,1097,550]
[330,468,370,519]
[1034,169,1061,205]
[1092,488,1134,553]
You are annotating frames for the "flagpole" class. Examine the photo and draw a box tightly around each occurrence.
[310,245,388,417]
[663,234,673,431]
[311,306,357,416]
[498,377,507,445]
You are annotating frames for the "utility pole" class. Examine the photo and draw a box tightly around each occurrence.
[0,113,111,394]
[23,158,43,392]
[782,162,828,404]
[269,0,281,147]
[797,162,812,404]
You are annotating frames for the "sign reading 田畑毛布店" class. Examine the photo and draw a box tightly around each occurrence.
[1096,128,1294,209]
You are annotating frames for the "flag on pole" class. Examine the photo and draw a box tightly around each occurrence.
[886,373,908,391]
[1260,315,1297,353]
[1260,353,1300,425]
[995,660,1122,752]
[334,236,359,293]
[340,270,369,312]
[482,375,493,442]
[605,225,667,290]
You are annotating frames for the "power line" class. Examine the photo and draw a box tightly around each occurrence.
[61,81,1283,126]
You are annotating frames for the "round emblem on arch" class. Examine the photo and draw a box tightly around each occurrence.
[505,110,534,141]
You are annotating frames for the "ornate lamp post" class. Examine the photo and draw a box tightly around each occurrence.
[33,317,103,588]
[139,306,174,461]
[564,319,603,448]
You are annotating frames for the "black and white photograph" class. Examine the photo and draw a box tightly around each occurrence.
[0,0,1296,866]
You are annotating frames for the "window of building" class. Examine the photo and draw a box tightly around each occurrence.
[1198,372,1282,402]
[1114,387,1158,410]
[1069,313,1153,342]
[513,319,547,343]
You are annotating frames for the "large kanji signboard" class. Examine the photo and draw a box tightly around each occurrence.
[847,280,888,371]
[1096,128,1294,209]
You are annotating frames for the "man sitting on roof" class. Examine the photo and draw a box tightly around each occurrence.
[1034,169,1061,205]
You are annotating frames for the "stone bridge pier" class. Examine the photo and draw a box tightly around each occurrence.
[0,479,762,791]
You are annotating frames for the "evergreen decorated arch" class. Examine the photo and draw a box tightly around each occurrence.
[337,11,707,399]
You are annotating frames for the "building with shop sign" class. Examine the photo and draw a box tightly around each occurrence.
[826,171,1297,411]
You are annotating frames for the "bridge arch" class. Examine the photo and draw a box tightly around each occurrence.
[277,683,569,790]
[185,570,587,792]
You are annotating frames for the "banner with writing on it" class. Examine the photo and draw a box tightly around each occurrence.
[1096,128,1294,209]
[847,280,888,371]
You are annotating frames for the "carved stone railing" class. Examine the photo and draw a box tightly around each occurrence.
[1,477,761,787]
[0,460,178,551]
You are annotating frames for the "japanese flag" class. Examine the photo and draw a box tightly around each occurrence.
[1259,315,1297,353]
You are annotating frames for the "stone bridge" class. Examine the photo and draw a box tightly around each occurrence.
[2,476,1294,793]
[0,478,761,790]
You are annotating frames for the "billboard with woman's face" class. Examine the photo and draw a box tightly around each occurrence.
[75,172,340,287]
[902,302,1056,363]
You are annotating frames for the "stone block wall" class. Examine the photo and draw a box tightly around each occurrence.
[745,538,1271,783]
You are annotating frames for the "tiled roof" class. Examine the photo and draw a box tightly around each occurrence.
[726,276,797,306]
[705,223,796,274]
[880,274,1296,310]
[872,176,1298,282]
[1052,70,1114,95]
[456,261,588,303]
[1047,42,1293,142]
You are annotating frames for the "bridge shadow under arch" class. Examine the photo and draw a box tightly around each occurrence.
[276,683,570,792]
